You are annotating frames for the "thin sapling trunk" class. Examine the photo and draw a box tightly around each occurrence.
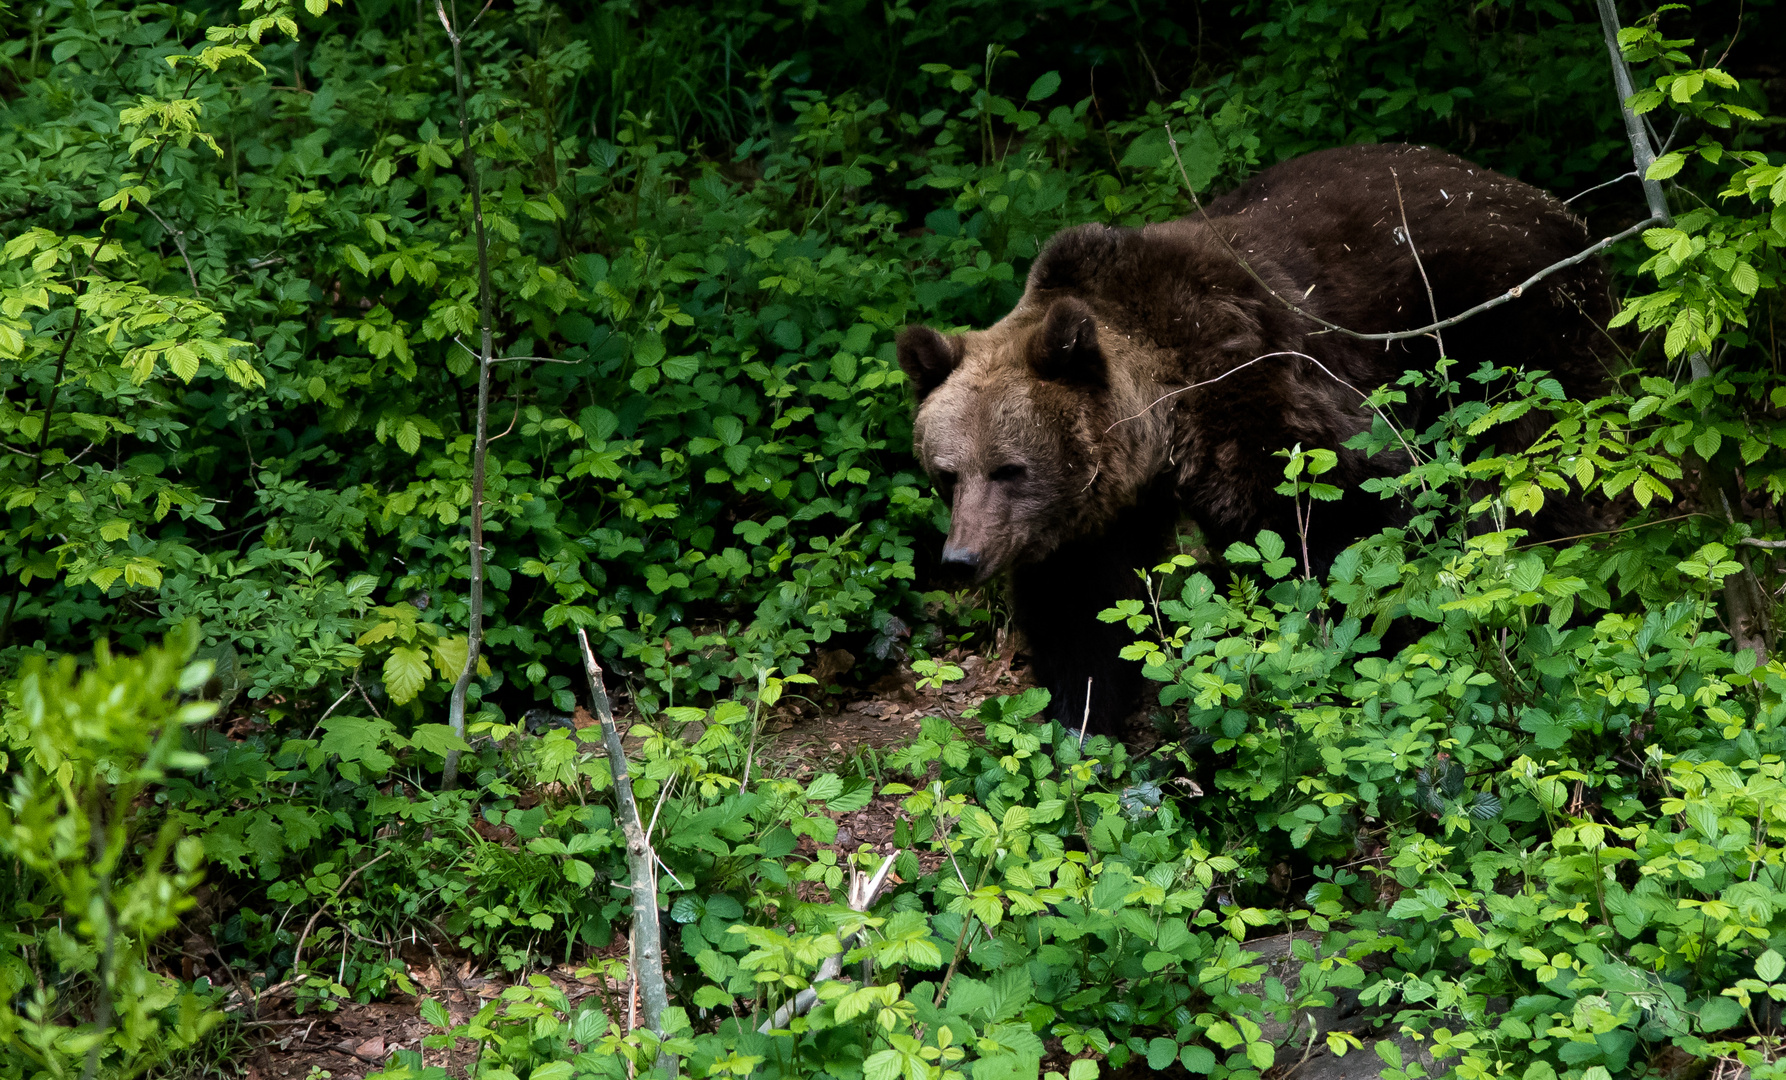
[438,0,495,788]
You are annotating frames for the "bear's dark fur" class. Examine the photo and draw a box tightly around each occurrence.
[898,143,1614,736]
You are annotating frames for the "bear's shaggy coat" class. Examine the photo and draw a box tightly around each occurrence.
[898,144,1613,736]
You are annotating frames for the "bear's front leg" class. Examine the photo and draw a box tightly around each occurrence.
[1008,490,1178,737]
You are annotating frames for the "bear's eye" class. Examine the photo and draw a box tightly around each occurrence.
[989,464,1027,483]
[934,470,958,497]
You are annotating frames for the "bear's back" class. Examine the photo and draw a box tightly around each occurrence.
[1189,144,1609,341]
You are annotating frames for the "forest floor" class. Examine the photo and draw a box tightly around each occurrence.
[241,640,1038,1080]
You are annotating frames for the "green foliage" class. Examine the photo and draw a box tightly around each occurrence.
[0,625,220,1078]
[2,2,1785,1080]
[0,0,1643,722]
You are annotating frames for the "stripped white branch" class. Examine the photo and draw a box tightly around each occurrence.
[758,853,898,1033]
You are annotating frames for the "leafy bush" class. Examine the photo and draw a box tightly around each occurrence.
[0,0,1662,719]
[1,625,220,1078]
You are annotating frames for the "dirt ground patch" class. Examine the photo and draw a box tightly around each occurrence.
[241,647,1036,1077]
[246,954,626,1080]
[755,640,1029,774]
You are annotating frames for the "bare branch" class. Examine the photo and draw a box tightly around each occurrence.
[1389,168,1444,360]
[1564,169,1639,205]
[758,852,899,1033]
[1078,677,1092,749]
[141,204,202,295]
[285,849,396,983]
[286,684,358,799]
[1595,0,1672,224]
[1107,349,1423,468]
[453,337,580,364]
[578,630,675,1077]
[485,397,522,444]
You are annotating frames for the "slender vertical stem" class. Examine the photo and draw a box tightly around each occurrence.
[1597,1,1765,661]
[438,0,494,789]
[578,630,675,1077]
[80,800,116,1080]
[1389,169,1444,362]
[1595,0,1672,226]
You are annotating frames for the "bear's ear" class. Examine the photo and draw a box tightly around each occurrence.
[1030,297,1104,384]
[897,325,962,403]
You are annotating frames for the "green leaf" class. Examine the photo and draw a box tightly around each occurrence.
[1180,1046,1217,1073]
[342,243,372,274]
[409,723,471,755]
[1757,949,1784,984]
[1147,1038,1179,1070]
[1245,1040,1275,1070]
[383,646,431,705]
[431,635,470,681]
[805,773,844,803]
[420,998,452,1029]
[1026,71,1061,101]
[1697,994,1744,1033]
[826,778,874,813]
[1647,152,1686,181]
[571,1007,608,1043]
[692,985,734,1009]
[1665,307,1702,359]
[1731,261,1760,295]
[864,1050,903,1080]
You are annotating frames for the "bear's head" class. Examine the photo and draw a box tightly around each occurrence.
[898,222,1282,582]
[897,292,1139,583]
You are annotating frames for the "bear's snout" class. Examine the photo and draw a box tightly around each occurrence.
[939,542,982,577]
[938,477,1013,584]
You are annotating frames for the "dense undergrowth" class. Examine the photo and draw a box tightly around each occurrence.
[3,0,1786,1077]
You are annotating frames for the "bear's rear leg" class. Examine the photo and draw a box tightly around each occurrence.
[1009,488,1178,737]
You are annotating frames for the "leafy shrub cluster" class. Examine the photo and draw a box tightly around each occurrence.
[0,0,1667,716]
[4,1,1786,1080]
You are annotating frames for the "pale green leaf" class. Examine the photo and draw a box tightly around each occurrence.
[383,646,430,705]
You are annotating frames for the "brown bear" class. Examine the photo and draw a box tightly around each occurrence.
[897,143,1612,736]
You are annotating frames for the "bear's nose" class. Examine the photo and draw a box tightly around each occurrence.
[940,544,981,571]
